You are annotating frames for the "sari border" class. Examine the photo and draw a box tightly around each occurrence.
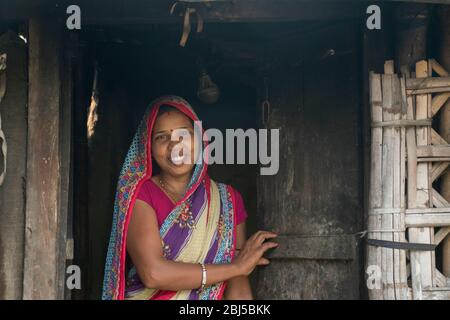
[217,184,238,300]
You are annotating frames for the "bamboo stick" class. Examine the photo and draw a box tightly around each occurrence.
[431,59,449,77]
[405,213,450,227]
[407,87,450,95]
[368,71,383,300]
[406,76,450,90]
[398,76,408,299]
[381,61,395,299]
[431,93,450,116]
[431,163,450,182]
[434,227,450,245]
[428,60,437,284]
[405,70,418,300]
[431,129,448,145]
[432,188,450,207]
[417,145,450,158]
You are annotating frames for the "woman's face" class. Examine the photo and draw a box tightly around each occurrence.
[151,109,197,178]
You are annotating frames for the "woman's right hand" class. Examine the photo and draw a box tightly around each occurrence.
[232,231,278,276]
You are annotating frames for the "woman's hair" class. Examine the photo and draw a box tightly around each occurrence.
[157,104,178,117]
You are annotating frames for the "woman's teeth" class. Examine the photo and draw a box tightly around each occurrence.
[169,154,185,165]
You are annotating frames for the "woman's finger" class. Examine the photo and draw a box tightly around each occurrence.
[255,232,278,245]
[257,257,270,265]
[253,230,275,239]
[261,241,279,252]
[252,230,263,239]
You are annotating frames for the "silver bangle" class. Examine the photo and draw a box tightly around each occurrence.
[199,263,207,290]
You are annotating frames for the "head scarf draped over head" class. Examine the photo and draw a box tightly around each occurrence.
[102,95,237,300]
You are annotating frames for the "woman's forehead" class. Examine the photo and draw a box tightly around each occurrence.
[153,109,193,132]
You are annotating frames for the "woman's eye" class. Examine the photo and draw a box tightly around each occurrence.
[155,135,168,141]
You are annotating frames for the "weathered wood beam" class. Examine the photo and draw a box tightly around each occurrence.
[417,145,450,159]
[431,93,450,116]
[431,163,449,182]
[407,207,450,214]
[0,0,362,23]
[431,129,448,145]
[433,269,448,287]
[406,75,450,95]
[407,77,450,90]
[421,288,450,300]
[405,212,450,227]
[434,227,450,245]
[23,18,68,300]
[430,59,449,77]
[2,0,449,24]
[432,188,450,207]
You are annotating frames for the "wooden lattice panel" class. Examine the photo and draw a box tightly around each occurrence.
[368,59,450,300]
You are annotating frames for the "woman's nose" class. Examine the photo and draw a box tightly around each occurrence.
[168,137,180,149]
[168,138,184,155]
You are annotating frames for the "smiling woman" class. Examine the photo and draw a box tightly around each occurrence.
[151,105,199,176]
[102,95,278,300]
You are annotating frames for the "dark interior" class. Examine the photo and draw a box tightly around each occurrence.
[71,17,368,299]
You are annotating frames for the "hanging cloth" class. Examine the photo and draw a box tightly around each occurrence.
[170,1,204,47]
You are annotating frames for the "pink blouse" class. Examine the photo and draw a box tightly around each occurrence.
[136,178,248,227]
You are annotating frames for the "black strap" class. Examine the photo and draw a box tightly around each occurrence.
[366,238,436,251]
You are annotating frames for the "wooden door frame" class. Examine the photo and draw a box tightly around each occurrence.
[23,18,72,299]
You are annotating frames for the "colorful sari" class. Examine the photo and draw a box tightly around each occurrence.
[102,95,237,300]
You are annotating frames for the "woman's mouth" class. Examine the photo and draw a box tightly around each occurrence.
[169,154,185,166]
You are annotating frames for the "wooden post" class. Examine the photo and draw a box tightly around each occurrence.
[23,18,69,299]
[394,3,429,74]
[59,31,74,300]
[437,5,450,278]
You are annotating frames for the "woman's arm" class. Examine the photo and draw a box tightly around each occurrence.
[223,222,254,300]
[126,200,277,292]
